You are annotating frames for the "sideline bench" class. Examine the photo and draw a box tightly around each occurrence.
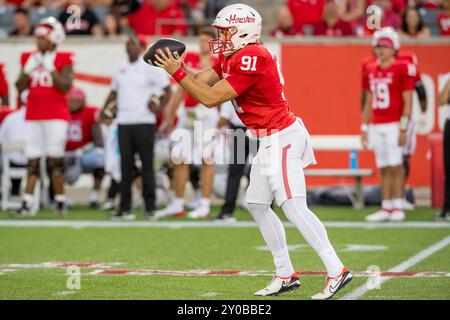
[306,135,374,209]
[304,169,373,209]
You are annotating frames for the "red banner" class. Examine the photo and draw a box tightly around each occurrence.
[281,43,450,186]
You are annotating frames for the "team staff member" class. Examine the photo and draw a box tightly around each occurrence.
[102,35,171,220]
[437,77,450,220]
[15,17,73,216]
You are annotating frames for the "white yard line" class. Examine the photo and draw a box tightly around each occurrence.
[340,235,450,300]
[0,220,448,229]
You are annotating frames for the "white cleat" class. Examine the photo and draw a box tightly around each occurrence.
[389,210,405,222]
[188,205,210,219]
[311,267,353,300]
[254,273,301,296]
[365,210,390,222]
[155,203,185,218]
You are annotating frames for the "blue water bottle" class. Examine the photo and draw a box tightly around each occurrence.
[349,150,358,170]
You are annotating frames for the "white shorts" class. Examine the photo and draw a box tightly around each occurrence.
[171,104,219,165]
[25,120,68,158]
[246,118,316,207]
[368,122,403,168]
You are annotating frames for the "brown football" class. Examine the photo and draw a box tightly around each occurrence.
[143,38,186,66]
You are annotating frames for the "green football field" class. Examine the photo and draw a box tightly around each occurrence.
[0,205,449,300]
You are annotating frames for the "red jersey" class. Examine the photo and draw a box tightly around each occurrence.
[127,3,187,36]
[212,44,296,136]
[21,51,73,121]
[66,106,99,151]
[288,0,324,28]
[438,12,450,36]
[362,52,422,89]
[183,52,218,108]
[363,60,416,124]
[0,63,8,100]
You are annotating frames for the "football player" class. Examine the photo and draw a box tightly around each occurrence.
[154,3,351,299]
[361,28,416,222]
[65,86,104,208]
[361,28,427,213]
[156,28,219,219]
[14,17,73,216]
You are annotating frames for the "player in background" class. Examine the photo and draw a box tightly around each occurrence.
[14,17,73,216]
[157,28,219,219]
[361,28,416,222]
[0,61,9,106]
[154,3,352,299]
[361,28,427,211]
[64,86,104,208]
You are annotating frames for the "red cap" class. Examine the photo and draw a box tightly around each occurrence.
[375,37,395,48]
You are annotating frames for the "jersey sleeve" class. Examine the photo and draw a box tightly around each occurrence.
[401,63,416,92]
[151,66,170,90]
[225,51,267,95]
[55,52,74,70]
[110,64,120,92]
[20,52,32,67]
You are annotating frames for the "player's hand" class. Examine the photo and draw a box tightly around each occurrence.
[42,51,56,73]
[361,131,369,150]
[398,130,407,146]
[154,47,186,75]
[158,118,174,135]
[23,52,44,75]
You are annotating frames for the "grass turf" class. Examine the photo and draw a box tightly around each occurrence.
[0,205,448,300]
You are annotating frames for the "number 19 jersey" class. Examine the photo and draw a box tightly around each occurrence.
[212,44,296,137]
[363,59,415,124]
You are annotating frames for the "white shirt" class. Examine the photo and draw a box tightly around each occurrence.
[220,101,245,127]
[111,57,170,125]
[0,108,27,165]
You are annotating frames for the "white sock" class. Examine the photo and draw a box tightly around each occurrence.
[393,198,404,211]
[23,193,34,206]
[55,194,66,203]
[194,189,202,202]
[172,197,184,210]
[281,197,344,278]
[248,203,294,278]
[89,191,99,203]
[200,197,210,209]
[381,199,393,212]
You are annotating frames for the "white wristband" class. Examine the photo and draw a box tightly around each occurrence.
[400,115,409,131]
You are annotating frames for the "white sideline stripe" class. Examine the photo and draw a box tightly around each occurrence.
[0,220,449,229]
[340,236,450,300]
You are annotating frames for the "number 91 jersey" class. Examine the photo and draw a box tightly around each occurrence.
[20,51,73,121]
[212,44,296,137]
[363,59,416,124]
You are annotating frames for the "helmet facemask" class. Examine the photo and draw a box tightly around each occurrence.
[209,26,238,56]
